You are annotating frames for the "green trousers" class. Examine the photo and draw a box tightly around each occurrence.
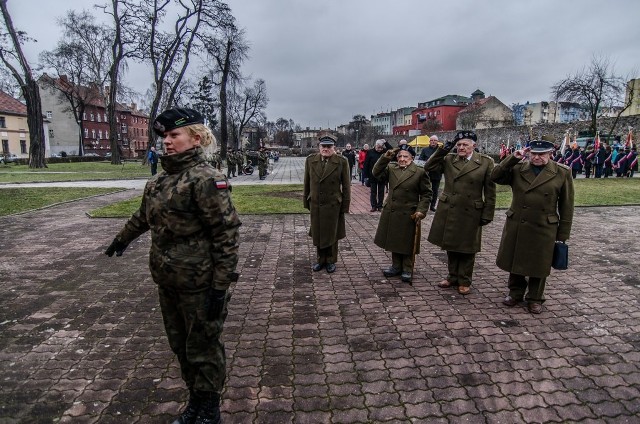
[446,251,476,287]
[316,241,339,264]
[508,273,547,304]
[158,286,228,394]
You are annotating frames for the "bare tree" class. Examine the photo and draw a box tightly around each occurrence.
[0,0,46,168]
[0,65,19,97]
[227,78,268,148]
[205,24,249,158]
[552,55,627,135]
[139,0,232,159]
[39,10,112,156]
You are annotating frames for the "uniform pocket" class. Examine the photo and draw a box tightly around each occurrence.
[547,214,559,224]
[505,209,514,218]
[474,200,484,209]
[439,193,449,203]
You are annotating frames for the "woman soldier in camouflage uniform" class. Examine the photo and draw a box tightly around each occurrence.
[105,108,241,424]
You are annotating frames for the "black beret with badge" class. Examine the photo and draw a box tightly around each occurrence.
[452,130,478,143]
[153,108,204,136]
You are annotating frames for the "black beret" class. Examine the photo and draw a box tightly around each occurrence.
[452,131,477,143]
[153,108,204,136]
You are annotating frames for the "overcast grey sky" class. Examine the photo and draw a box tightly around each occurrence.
[8,0,640,129]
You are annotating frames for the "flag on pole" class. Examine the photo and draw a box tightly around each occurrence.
[593,131,601,151]
[559,131,569,155]
[627,127,634,149]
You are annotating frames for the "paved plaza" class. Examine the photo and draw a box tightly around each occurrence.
[1,157,639,423]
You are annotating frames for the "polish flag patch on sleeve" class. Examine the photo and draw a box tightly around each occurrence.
[214,179,229,190]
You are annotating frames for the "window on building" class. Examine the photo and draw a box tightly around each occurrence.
[2,140,8,154]
[83,112,87,120]
[20,140,27,154]
[0,117,5,128]
[90,113,95,121]
[121,123,127,133]
[105,130,109,139]
[84,128,88,138]
[98,130,103,139]
[97,114,101,122]
[49,129,54,138]
[92,129,96,139]
[104,114,107,122]
[46,111,52,119]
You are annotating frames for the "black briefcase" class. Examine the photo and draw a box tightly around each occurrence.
[552,241,569,270]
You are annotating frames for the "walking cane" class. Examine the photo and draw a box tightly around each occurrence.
[410,219,421,286]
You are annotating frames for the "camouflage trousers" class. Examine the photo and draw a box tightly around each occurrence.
[158,286,228,394]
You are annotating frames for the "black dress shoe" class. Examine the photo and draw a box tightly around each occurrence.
[503,295,520,307]
[326,263,336,273]
[401,272,412,283]
[312,263,324,272]
[383,267,401,277]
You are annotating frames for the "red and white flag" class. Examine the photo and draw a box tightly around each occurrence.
[593,131,601,151]
[627,127,634,149]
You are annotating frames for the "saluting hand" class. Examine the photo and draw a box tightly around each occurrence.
[384,147,400,158]
[514,147,530,160]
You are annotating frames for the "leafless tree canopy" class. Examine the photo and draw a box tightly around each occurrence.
[551,55,627,135]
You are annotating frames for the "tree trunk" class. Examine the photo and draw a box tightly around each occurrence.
[218,40,232,158]
[24,78,46,168]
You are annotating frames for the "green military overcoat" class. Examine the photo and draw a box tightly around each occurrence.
[491,154,575,277]
[372,155,432,255]
[303,153,351,249]
[425,148,496,254]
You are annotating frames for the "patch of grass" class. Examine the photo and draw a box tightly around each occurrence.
[0,188,123,216]
[90,184,308,218]
[494,177,640,208]
[0,161,151,183]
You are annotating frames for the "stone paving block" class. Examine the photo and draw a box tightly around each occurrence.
[2,178,640,423]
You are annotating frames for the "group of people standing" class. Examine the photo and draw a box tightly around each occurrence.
[304,130,575,316]
[555,142,637,179]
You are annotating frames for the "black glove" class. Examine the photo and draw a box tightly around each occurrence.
[480,219,492,226]
[205,289,227,320]
[105,238,128,257]
[443,141,455,152]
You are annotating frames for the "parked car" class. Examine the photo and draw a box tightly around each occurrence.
[105,152,112,159]
[84,153,100,157]
[1,153,19,164]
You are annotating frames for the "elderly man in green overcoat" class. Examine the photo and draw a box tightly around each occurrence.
[373,147,432,284]
[425,131,496,294]
[491,138,574,314]
[303,132,351,273]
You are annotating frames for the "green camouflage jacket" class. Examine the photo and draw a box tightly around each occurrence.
[115,146,241,291]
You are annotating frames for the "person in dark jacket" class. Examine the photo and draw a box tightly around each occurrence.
[491,138,574,314]
[363,139,392,212]
[418,135,442,211]
[594,144,607,178]
[342,143,356,180]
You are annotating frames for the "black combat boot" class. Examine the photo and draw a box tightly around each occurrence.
[172,390,201,424]
[194,392,221,424]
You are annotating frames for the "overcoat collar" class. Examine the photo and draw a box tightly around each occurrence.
[520,160,559,191]
[453,151,481,179]
[311,153,340,181]
[392,162,417,188]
